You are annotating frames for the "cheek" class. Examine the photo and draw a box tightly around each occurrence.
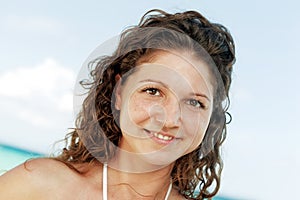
[184,117,208,154]
[182,111,211,148]
[182,111,210,134]
[127,95,152,125]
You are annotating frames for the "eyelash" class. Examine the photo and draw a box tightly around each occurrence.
[141,86,162,96]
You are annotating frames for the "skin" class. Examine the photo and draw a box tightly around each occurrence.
[0,51,213,200]
[111,50,214,171]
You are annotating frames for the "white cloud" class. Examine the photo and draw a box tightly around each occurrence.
[57,92,73,112]
[0,58,74,98]
[0,58,75,127]
[18,109,52,127]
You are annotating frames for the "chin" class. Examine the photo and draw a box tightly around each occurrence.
[139,151,181,166]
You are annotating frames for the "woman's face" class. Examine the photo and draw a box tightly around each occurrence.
[114,51,214,165]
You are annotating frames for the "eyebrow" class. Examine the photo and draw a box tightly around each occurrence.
[139,79,169,88]
[139,79,211,102]
[190,92,211,102]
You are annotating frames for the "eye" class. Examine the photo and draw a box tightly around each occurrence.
[142,87,161,96]
[186,99,205,109]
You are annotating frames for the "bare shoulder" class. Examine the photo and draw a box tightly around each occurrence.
[0,158,82,199]
[2,157,79,180]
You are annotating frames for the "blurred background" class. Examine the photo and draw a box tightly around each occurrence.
[0,0,299,199]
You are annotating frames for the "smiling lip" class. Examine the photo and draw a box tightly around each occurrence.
[143,129,178,144]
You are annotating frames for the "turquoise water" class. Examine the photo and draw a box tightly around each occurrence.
[0,144,234,199]
[0,143,42,173]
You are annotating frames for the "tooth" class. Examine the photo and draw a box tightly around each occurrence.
[158,134,164,139]
[163,136,170,140]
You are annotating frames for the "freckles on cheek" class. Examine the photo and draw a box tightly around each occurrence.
[128,97,151,124]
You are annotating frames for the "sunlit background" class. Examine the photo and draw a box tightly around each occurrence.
[1,0,299,199]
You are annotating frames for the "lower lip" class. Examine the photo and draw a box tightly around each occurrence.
[143,129,175,145]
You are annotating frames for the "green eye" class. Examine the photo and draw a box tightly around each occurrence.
[187,99,204,108]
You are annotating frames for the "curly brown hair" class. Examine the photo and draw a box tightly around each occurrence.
[56,9,235,199]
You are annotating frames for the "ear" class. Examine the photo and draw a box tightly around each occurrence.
[114,74,122,110]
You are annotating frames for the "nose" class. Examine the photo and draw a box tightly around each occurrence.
[153,95,181,128]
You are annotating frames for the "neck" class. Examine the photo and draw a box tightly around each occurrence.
[108,148,174,173]
[106,150,174,199]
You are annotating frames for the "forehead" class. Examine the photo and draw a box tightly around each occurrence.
[124,51,214,98]
[147,51,212,81]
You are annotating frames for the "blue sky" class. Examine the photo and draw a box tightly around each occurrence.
[0,0,299,199]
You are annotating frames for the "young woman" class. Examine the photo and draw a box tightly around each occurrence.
[0,9,235,199]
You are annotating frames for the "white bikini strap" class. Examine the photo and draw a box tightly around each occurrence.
[103,163,108,200]
[164,179,172,200]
